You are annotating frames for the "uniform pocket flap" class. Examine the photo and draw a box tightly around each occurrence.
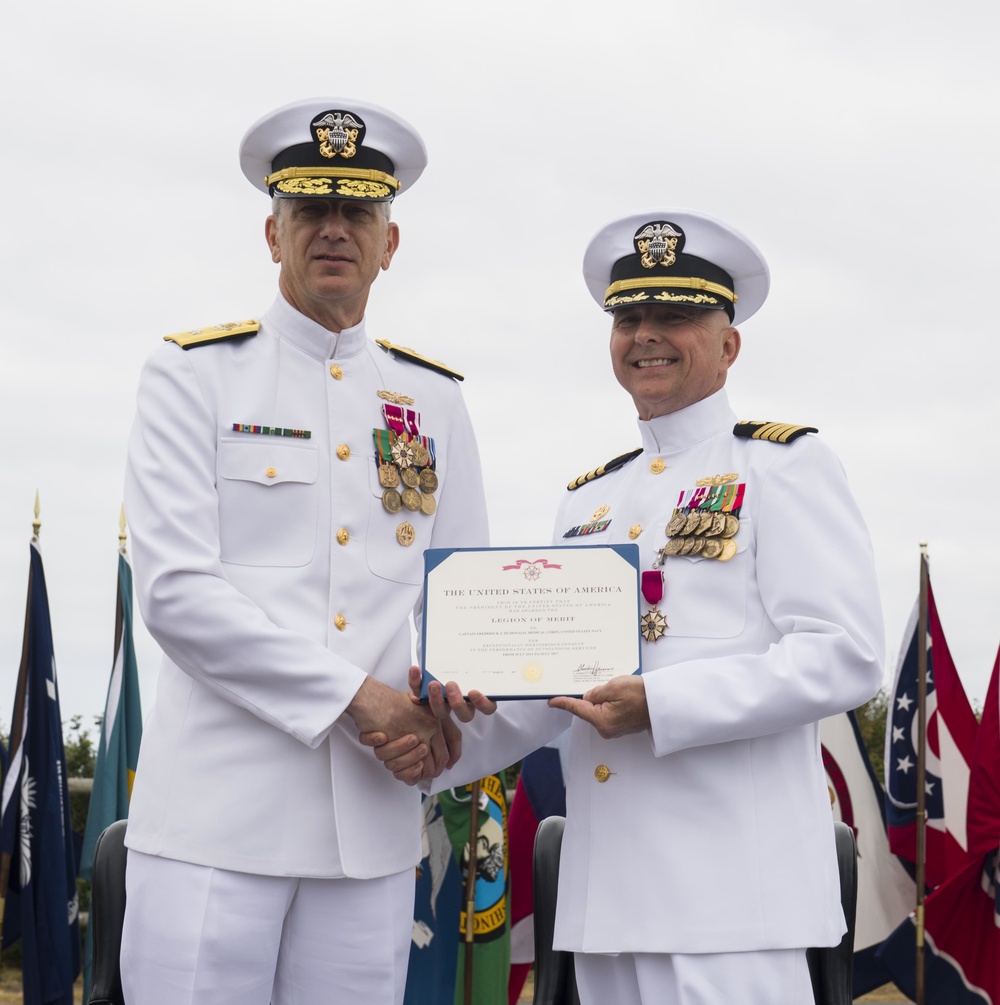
[219,439,318,487]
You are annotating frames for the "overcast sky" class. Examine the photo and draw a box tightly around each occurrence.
[2,0,998,736]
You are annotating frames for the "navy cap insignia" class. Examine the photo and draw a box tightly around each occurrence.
[311,110,365,160]
[634,222,684,270]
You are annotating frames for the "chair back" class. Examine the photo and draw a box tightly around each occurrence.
[532,816,858,1005]
[88,819,129,1005]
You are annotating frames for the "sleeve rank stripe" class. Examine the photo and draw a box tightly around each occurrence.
[375,339,464,381]
[732,420,818,444]
[567,447,643,491]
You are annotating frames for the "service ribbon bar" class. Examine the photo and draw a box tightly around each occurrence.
[232,423,311,439]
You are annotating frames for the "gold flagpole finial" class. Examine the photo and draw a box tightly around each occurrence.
[32,490,41,542]
[119,504,128,555]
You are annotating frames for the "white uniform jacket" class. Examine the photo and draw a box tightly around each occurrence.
[452,389,883,956]
[124,294,487,879]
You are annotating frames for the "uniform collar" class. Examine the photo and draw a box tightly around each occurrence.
[638,388,737,455]
[262,294,369,361]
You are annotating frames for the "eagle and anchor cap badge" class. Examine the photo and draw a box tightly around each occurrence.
[582,209,770,325]
[239,97,427,202]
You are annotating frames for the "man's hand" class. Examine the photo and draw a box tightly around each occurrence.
[358,667,497,782]
[548,675,650,739]
[347,676,461,785]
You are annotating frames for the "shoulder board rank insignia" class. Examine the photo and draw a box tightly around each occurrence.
[375,339,464,381]
[733,420,818,444]
[567,447,642,491]
[164,320,260,350]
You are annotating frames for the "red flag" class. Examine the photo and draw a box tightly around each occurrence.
[878,648,1000,1003]
[885,580,979,886]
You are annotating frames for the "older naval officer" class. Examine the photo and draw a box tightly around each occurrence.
[368,210,885,1005]
[121,98,488,1005]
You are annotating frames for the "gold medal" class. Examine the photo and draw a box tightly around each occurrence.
[696,512,714,535]
[718,539,738,561]
[411,444,431,467]
[400,467,420,489]
[679,536,699,556]
[382,488,402,514]
[378,463,400,488]
[391,438,416,469]
[666,511,687,537]
[640,606,668,642]
[688,537,706,555]
[420,493,437,516]
[701,538,724,559]
[419,468,439,493]
[682,512,702,535]
[664,538,685,556]
[723,514,740,538]
[709,513,727,537]
[396,521,416,547]
[401,487,422,511]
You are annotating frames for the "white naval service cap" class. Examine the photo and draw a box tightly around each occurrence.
[239,97,427,202]
[583,209,770,326]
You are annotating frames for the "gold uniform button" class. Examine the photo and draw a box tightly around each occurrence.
[594,764,612,783]
[629,524,642,539]
[329,364,343,380]
[336,528,350,546]
[265,467,277,478]
[649,458,665,474]
[334,613,347,631]
[336,444,351,461]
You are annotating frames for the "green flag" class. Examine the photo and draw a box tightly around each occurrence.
[79,552,143,999]
[439,775,510,1005]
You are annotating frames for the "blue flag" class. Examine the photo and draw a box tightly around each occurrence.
[0,542,81,1005]
[79,551,144,999]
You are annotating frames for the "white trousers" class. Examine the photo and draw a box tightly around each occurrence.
[574,947,815,1005]
[120,851,413,1005]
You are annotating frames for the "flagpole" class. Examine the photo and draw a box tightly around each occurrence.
[0,495,43,930]
[119,504,128,555]
[914,542,929,1005]
[462,778,481,1005]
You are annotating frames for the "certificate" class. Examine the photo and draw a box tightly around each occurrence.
[420,544,641,700]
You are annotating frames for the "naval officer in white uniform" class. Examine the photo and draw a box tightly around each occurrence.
[120,98,488,1005]
[369,209,885,1005]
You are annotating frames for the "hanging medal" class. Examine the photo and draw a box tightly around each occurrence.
[640,569,668,642]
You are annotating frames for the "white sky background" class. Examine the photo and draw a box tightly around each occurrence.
[2,0,998,731]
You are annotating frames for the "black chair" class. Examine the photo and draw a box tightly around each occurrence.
[88,818,129,1005]
[531,817,858,1005]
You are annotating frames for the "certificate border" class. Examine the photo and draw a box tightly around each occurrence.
[420,543,642,700]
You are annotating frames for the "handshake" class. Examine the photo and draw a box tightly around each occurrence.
[347,666,497,785]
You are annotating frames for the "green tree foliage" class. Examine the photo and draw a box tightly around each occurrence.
[856,688,888,783]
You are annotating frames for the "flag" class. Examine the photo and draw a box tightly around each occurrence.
[0,542,81,1005]
[78,551,144,1000]
[443,776,510,1005]
[884,579,979,887]
[877,648,1000,1003]
[507,743,567,1005]
[820,711,916,995]
[404,794,463,1005]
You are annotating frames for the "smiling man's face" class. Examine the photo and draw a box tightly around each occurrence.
[609,304,741,420]
[265,197,399,332]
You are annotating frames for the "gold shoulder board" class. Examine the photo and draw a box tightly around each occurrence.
[733,420,818,444]
[375,339,464,381]
[164,320,260,350]
[567,447,643,491]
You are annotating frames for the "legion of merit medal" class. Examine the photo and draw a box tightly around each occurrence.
[640,569,668,643]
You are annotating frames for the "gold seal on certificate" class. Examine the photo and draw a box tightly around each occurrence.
[420,544,641,699]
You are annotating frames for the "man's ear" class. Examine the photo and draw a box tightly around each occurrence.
[381,222,400,271]
[265,215,281,264]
